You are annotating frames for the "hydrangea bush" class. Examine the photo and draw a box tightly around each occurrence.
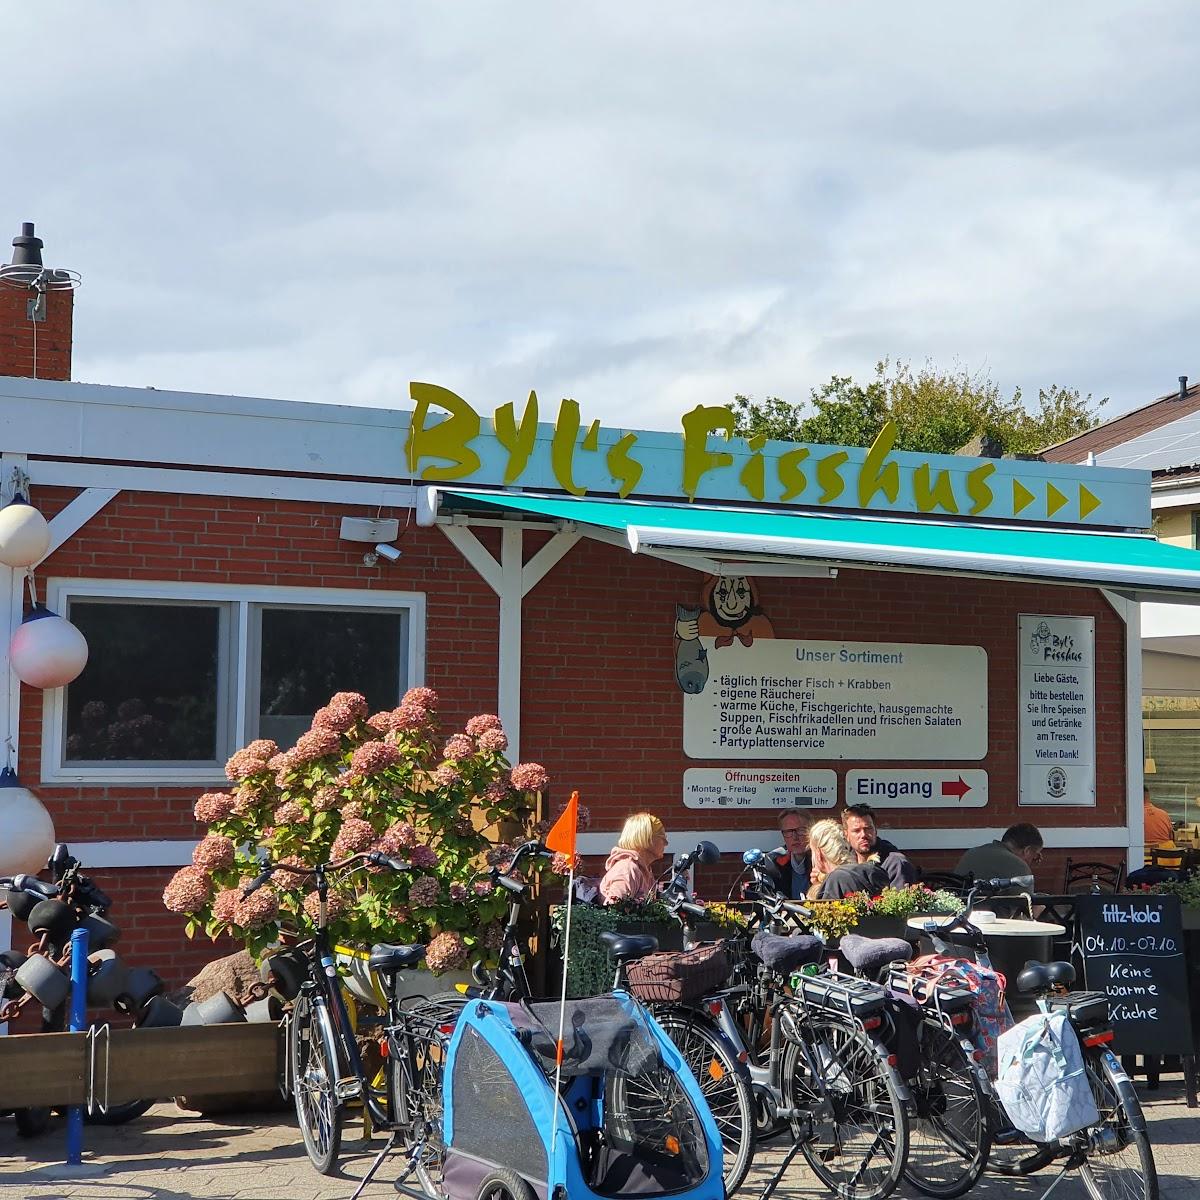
[163,688,558,970]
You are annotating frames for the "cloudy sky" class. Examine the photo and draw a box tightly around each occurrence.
[7,3,1199,431]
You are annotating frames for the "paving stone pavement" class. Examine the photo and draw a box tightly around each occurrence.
[0,1080,1194,1200]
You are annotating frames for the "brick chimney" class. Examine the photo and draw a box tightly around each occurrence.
[0,222,74,380]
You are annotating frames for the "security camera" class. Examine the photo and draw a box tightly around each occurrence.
[374,543,402,563]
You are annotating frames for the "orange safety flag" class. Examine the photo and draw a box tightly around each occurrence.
[544,790,579,859]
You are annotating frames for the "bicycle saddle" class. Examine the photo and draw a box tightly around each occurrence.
[1046,960,1076,988]
[1013,961,1050,994]
[839,935,912,979]
[598,932,658,962]
[750,931,824,973]
[368,942,426,975]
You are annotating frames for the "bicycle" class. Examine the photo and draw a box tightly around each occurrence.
[244,849,462,1198]
[918,877,1159,1200]
[688,848,911,1200]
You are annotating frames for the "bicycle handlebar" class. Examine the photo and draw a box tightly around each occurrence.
[241,851,412,896]
[0,873,60,898]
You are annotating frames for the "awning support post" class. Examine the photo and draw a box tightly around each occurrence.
[1103,589,1144,871]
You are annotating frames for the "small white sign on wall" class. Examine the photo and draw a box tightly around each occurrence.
[845,769,989,809]
[683,768,837,810]
[1018,614,1096,807]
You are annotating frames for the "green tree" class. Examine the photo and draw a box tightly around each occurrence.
[731,360,1105,455]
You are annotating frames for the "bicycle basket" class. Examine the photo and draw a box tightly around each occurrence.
[625,943,729,1005]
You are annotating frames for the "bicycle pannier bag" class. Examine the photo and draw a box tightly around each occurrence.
[995,1011,1099,1143]
[625,942,729,1004]
[908,953,1012,1074]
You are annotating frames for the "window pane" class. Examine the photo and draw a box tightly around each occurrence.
[256,607,405,745]
[64,601,223,763]
[1143,694,1200,825]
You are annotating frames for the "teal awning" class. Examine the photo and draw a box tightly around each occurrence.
[429,488,1200,600]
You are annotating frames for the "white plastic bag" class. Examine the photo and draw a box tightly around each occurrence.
[995,1011,1099,1143]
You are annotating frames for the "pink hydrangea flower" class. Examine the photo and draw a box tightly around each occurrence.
[392,702,429,731]
[312,786,341,813]
[408,876,440,907]
[341,801,365,822]
[442,734,475,761]
[244,739,280,761]
[425,931,467,974]
[273,855,311,891]
[272,800,304,826]
[551,852,581,876]
[485,843,514,867]
[194,791,236,823]
[410,844,438,870]
[465,714,503,737]
[379,821,418,854]
[532,818,551,837]
[510,762,549,792]
[231,786,259,817]
[432,764,461,787]
[212,887,242,925]
[403,686,439,710]
[367,710,401,733]
[484,779,511,803]
[236,887,280,930]
[449,882,468,902]
[477,728,508,753]
[303,889,346,922]
[225,748,269,781]
[473,879,495,896]
[350,740,400,776]
[162,866,212,914]
[267,752,290,772]
[390,904,411,923]
[312,692,368,733]
[192,834,235,872]
[331,817,376,859]
[293,727,342,763]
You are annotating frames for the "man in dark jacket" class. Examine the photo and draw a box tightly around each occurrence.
[842,803,917,887]
[772,808,812,900]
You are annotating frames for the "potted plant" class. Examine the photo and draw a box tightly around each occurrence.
[163,689,568,996]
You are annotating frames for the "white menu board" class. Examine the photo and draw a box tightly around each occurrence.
[683,639,987,760]
[1018,614,1096,807]
[683,767,837,810]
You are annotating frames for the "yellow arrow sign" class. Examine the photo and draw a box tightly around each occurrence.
[1046,483,1068,517]
[1079,485,1101,520]
[1013,479,1035,514]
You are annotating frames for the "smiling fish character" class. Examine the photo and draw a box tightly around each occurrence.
[673,604,709,693]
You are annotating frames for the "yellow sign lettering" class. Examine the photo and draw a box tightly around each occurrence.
[913,464,959,514]
[816,451,849,503]
[966,462,996,515]
[681,405,735,500]
[606,432,643,499]
[405,382,482,480]
[492,391,540,484]
[858,422,900,507]
[777,446,810,501]
[739,433,768,501]
[551,398,587,497]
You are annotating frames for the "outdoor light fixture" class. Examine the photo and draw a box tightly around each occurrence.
[362,543,402,567]
[0,757,55,876]
[10,603,89,689]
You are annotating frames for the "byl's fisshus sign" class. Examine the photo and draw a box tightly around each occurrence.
[401,383,1150,528]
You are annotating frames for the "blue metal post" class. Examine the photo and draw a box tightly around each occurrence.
[66,926,89,1166]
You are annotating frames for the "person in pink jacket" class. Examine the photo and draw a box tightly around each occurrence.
[599,812,668,904]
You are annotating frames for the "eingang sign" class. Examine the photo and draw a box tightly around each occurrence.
[401,383,1149,528]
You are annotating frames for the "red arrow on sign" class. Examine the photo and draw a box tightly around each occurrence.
[941,776,971,799]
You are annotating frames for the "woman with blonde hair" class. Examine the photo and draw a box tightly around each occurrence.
[808,817,889,900]
[599,811,668,904]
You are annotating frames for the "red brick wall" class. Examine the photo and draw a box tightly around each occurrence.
[0,287,72,380]
[15,486,1129,985]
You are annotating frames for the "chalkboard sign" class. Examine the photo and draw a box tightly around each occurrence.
[1075,894,1194,1057]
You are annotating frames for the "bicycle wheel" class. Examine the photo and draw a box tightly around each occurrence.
[782,1012,909,1200]
[903,1022,990,1198]
[290,992,344,1175]
[653,1007,757,1196]
[1078,1050,1158,1200]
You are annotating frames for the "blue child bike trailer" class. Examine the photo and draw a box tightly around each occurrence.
[440,990,725,1200]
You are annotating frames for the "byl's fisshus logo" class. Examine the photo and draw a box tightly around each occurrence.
[1046,767,1068,799]
[1029,620,1084,663]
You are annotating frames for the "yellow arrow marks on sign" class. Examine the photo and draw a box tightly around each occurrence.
[1079,485,1101,519]
[1046,483,1068,517]
[1013,479,1036,514]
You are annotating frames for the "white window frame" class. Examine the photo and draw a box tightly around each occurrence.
[40,579,427,785]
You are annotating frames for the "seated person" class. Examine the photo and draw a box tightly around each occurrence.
[599,812,667,905]
[772,809,812,899]
[955,823,1042,895]
[808,818,890,900]
[1143,788,1175,863]
[841,803,917,887]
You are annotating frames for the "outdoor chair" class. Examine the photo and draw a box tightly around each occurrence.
[918,870,973,896]
[1149,846,1186,871]
[1062,858,1125,894]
